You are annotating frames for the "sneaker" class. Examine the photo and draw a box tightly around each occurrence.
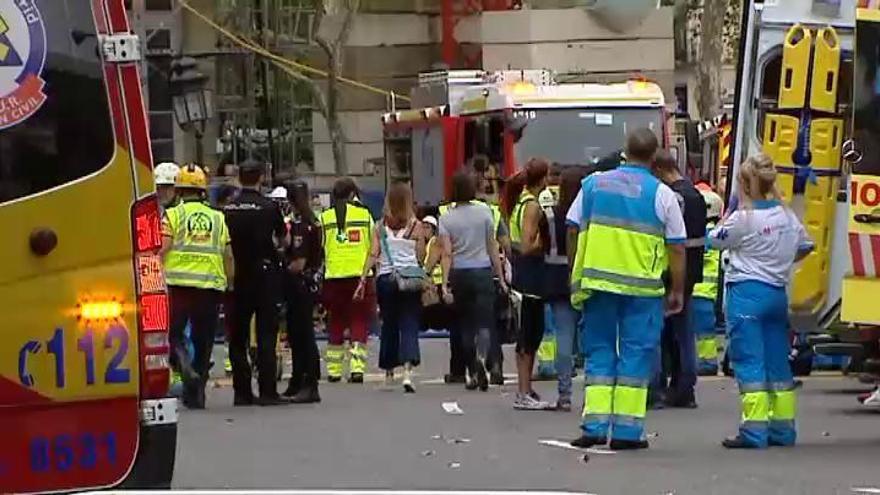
[555,397,573,412]
[289,385,321,404]
[863,387,880,407]
[402,369,415,393]
[513,393,550,410]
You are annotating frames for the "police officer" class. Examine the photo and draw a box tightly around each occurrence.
[693,189,724,376]
[568,129,686,450]
[282,181,323,403]
[650,150,707,409]
[224,160,289,406]
[161,164,234,409]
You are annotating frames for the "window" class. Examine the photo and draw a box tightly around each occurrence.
[147,58,172,112]
[0,0,114,204]
[854,18,880,175]
[145,29,171,54]
[145,0,172,10]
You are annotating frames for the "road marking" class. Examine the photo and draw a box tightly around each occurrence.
[539,439,616,455]
[852,488,880,494]
[102,491,596,495]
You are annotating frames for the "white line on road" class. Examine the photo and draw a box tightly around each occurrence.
[852,488,880,494]
[98,491,597,495]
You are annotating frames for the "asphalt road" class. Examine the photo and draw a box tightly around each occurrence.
[175,340,880,495]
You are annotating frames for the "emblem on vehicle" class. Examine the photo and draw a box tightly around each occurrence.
[0,0,46,130]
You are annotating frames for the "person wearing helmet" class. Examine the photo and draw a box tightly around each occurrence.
[161,164,235,409]
[154,162,180,211]
[692,189,725,376]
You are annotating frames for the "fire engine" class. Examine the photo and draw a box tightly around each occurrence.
[382,69,668,208]
[731,0,880,377]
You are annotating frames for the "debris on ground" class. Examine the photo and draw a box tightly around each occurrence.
[446,437,471,444]
[581,453,590,464]
[224,418,234,425]
[822,431,831,437]
[442,402,464,415]
[448,461,462,469]
[421,450,435,457]
[430,434,442,440]
[647,432,659,439]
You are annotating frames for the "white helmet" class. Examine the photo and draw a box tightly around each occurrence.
[422,215,438,229]
[700,189,724,221]
[154,162,180,186]
[269,186,288,200]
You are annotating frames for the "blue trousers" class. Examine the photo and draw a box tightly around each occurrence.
[726,281,797,448]
[377,274,422,370]
[581,291,663,441]
[550,299,579,400]
[691,298,719,374]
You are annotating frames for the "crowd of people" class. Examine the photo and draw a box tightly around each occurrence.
[158,126,815,450]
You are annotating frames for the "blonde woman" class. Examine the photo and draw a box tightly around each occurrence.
[708,154,814,449]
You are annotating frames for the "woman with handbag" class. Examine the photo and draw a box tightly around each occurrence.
[355,181,427,393]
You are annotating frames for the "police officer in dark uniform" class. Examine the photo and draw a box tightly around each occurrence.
[224,160,289,406]
[282,181,323,404]
[650,150,707,409]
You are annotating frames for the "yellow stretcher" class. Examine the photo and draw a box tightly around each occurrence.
[763,24,843,315]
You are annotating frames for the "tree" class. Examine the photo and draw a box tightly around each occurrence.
[696,0,725,119]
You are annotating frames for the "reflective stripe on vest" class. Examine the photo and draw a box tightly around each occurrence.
[570,166,667,306]
[164,201,228,290]
[509,191,537,250]
[693,222,720,301]
[321,204,372,280]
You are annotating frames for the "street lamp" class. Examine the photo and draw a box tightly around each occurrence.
[169,56,214,165]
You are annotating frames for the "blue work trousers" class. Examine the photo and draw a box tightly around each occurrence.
[581,291,663,441]
[550,298,580,400]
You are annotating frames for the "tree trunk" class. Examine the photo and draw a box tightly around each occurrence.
[325,49,347,175]
[696,0,724,120]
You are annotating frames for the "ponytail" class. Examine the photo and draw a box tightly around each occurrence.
[331,178,358,234]
[501,172,526,220]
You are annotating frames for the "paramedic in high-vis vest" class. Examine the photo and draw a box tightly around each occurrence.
[161,164,234,409]
[568,129,687,450]
[693,189,724,376]
[708,154,813,449]
[155,161,180,211]
[535,171,561,381]
[505,159,551,411]
[321,178,374,383]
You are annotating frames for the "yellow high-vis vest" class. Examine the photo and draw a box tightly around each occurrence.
[164,201,230,291]
[509,191,537,251]
[321,203,373,280]
[693,225,720,301]
[570,167,670,308]
[425,237,444,285]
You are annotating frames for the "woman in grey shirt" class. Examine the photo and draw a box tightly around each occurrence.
[426,172,508,391]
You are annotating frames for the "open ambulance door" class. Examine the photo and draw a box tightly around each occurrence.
[844,8,880,325]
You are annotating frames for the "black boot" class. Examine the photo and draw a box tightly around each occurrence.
[282,378,302,398]
[289,382,321,404]
[349,373,364,384]
[571,435,607,448]
[609,439,649,450]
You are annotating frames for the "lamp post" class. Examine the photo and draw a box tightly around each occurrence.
[169,56,214,165]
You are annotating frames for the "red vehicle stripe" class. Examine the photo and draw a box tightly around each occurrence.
[120,65,153,170]
[90,0,109,34]
[104,67,128,149]
[850,233,866,277]
[871,235,880,278]
[103,0,129,33]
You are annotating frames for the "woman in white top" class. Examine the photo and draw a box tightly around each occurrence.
[708,154,814,449]
[356,181,427,393]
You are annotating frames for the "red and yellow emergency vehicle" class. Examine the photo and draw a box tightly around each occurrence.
[0,0,176,492]
[382,69,668,208]
[731,0,880,371]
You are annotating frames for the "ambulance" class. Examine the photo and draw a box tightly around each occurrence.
[382,69,668,208]
[0,0,176,492]
[730,0,880,372]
